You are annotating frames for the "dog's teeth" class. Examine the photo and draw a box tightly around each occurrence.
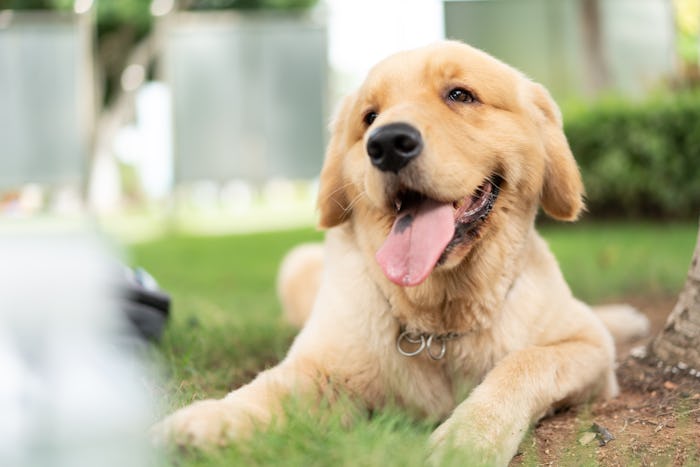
[394,199,402,212]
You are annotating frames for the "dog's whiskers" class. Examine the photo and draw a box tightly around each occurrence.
[344,191,366,211]
[340,190,367,221]
[467,174,505,199]
[323,181,356,212]
[325,181,355,200]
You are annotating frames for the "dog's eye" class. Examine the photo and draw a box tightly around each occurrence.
[447,88,477,104]
[363,111,378,126]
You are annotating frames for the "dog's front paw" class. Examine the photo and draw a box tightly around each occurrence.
[151,399,242,448]
[428,419,493,467]
[428,407,520,467]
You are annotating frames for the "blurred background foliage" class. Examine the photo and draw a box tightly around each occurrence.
[0,0,153,104]
[181,0,319,10]
[0,0,318,11]
[0,0,698,221]
[675,0,700,72]
[0,0,318,104]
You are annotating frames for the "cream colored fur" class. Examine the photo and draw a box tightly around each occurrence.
[153,41,649,465]
[276,243,324,328]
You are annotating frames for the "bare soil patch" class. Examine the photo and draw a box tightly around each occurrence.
[513,296,700,466]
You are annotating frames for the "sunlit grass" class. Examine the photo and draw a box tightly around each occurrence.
[128,221,697,465]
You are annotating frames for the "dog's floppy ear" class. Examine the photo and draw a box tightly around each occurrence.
[530,83,585,221]
[317,94,355,229]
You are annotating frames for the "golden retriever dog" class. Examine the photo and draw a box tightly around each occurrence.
[154,41,649,465]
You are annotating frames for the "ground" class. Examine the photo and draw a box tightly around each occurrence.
[513,297,700,467]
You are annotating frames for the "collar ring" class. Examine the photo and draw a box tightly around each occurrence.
[425,334,447,360]
[396,330,426,357]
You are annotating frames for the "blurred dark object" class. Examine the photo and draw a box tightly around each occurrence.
[121,267,170,341]
[565,89,700,220]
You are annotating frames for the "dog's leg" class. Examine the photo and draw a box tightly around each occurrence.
[152,359,322,448]
[429,334,615,466]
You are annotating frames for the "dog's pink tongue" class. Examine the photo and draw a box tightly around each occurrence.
[376,198,455,287]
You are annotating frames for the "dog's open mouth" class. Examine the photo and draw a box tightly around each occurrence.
[376,176,501,286]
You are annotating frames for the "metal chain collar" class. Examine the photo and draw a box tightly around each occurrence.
[396,328,464,360]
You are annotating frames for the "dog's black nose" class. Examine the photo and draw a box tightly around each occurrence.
[366,123,423,173]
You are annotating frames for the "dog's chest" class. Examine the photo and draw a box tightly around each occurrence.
[387,332,499,417]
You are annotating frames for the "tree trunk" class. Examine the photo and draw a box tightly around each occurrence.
[649,219,700,370]
[580,0,609,94]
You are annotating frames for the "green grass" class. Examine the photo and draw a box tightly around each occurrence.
[169,401,441,467]
[131,228,323,403]
[543,221,696,301]
[128,221,697,466]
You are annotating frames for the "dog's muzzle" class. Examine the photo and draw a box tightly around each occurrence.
[366,122,423,173]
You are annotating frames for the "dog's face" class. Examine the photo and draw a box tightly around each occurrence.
[317,41,583,287]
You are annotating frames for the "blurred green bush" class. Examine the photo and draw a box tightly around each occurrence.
[565,90,700,219]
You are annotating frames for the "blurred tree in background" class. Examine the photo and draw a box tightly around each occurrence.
[94,0,152,105]
[0,0,152,104]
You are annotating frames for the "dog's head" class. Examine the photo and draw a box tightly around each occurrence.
[317,41,583,287]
